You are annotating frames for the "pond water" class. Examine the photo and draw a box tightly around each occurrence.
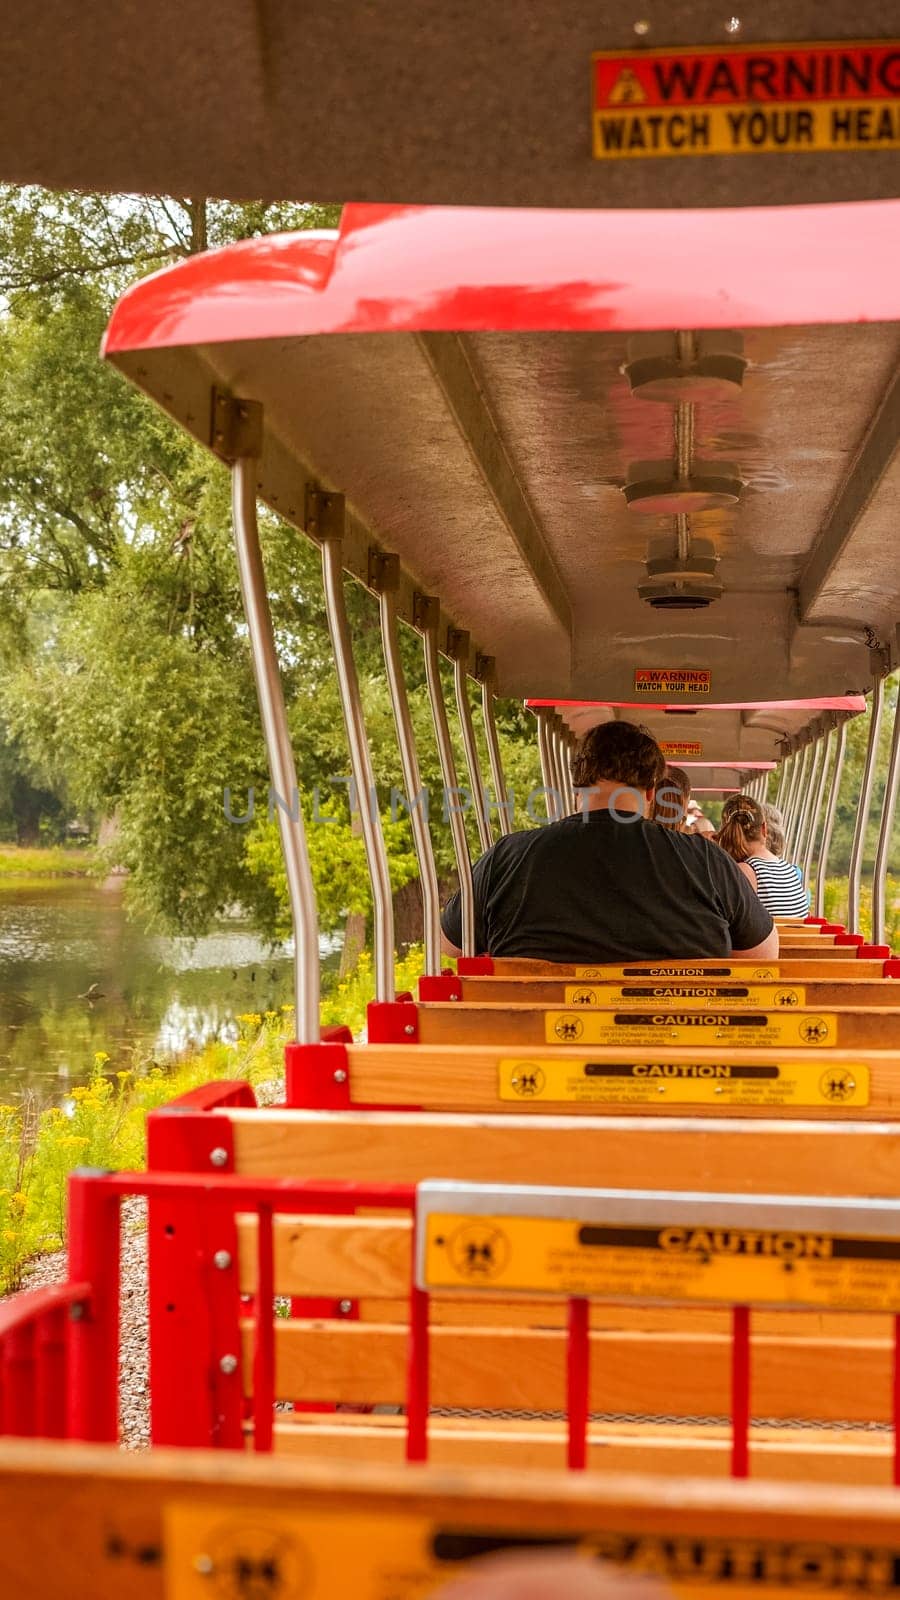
[0,878,320,1103]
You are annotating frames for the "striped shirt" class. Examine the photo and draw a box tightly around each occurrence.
[745,855,810,918]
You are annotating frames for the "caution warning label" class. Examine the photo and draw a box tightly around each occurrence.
[166,1503,900,1600]
[660,741,703,757]
[545,1010,838,1048]
[593,40,900,159]
[573,965,782,981]
[498,1057,870,1108]
[563,983,806,1009]
[423,1211,900,1309]
[634,667,710,694]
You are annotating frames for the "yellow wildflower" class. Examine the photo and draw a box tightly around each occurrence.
[94,1051,110,1065]
[2,1231,17,1243]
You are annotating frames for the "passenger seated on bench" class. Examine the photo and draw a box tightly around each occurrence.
[651,765,691,831]
[715,794,811,918]
[441,721,777,963]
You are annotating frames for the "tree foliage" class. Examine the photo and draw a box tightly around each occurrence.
[0,186,540,942]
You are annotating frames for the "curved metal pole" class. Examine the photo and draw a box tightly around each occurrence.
[453,649,492,854]
[848,675,886,936]
[803,730,832,889]
[873,680,900,946]
[321,534,395,1003]
[232,460,320,1042]
[537,710,561,821]
[480,668,512,837]
[552,722,572,816]
[816,720,847,920]
[379,581,442,977]
[795,735,823,875]
[779,751,798,841]
[785,744,810,857]
[775,752,793,816]
[423,610,475,955]
[562,728,577,814]
[774,755,789,811]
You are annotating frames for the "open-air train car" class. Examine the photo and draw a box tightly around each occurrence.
[6,10,900,1597]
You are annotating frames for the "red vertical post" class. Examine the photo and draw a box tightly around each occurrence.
[253,1203,275,1453]
[36,1304,67,1439]
[1,1322,36,1437]
[731,1304,751,1479]
[566,1297,590,1470]
[893,1313,900,1488]
[406,1207,429,1464]
[66,1170,120,1442]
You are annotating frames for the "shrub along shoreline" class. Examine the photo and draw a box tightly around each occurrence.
[0,946,423,1294]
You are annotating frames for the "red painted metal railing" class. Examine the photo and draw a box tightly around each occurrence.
[5,1167,887,1479]
[0,1281,90,1439]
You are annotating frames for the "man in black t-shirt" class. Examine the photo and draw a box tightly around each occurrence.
[441,721,777,964]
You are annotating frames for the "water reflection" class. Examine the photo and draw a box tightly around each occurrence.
[0,879,335,1100]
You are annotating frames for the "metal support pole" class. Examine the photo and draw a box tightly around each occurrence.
[450,632,492,854]
[785,743,810,857]
[795,733,823,875]
[802,730,832,889]
[786,747,806,846]
[848,674,886,935]
[537,710,561,821]
[420,596,475,955]
[816,720,847,920]
[233,458,320,1042]
[779,751,797,840]
[874,677,900,947]
[774,755,788,811]
[377,561,442,977]
[552,721,572,816]
[320,512,395,1004]
[478,658,512,837]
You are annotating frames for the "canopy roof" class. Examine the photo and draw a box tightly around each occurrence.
[3,4,899,210]
[104,201,900,763]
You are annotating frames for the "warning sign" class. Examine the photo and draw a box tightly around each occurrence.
[634,668,711,694]
[593,40,900,159]
[423,1211,900,1310]
[165,1503,900,1600]
[498,1057,870,1108]
[563,983,806,1009]
[545,1011,838,1048]
[660,741,703,757]
[574,964,782,980]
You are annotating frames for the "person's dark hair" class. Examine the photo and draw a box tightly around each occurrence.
[652,765,691,829]
[572,721,666,792]
[716,794,765,862]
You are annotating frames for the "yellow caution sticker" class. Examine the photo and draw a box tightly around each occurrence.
[498,1057,870,1108]
[423,1211,900,1310]
[545,1011,838,1048]
[164,1502,900,1600]
[573,964,782,981]
[563,984,806,1009]
[634,667,711,694]
[592,42,900,161]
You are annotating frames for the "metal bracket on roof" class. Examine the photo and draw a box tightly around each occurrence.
[474,653,495,685]
[412,592,440,633]
[447,628,470,665]
[305,485,345,542]
[367,548,400,593]
[209,389,263,461]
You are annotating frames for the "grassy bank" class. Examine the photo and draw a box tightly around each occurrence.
[0,844,96,879]
[0,947,422,1293]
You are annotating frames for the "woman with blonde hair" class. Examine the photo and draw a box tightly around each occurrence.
[716,794,810,917]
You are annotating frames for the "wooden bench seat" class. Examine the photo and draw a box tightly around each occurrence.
[484,953,882,976]
[457,977,900,1007]
[8,1438,900,1598]
[415,1002,900,1050]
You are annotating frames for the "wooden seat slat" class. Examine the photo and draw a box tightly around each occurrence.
[223,1110,900,1195]
[415,1004,900,1049]
[458,978,900,1006]
[273,1416,894,1483]
[246,1320,893,1423]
